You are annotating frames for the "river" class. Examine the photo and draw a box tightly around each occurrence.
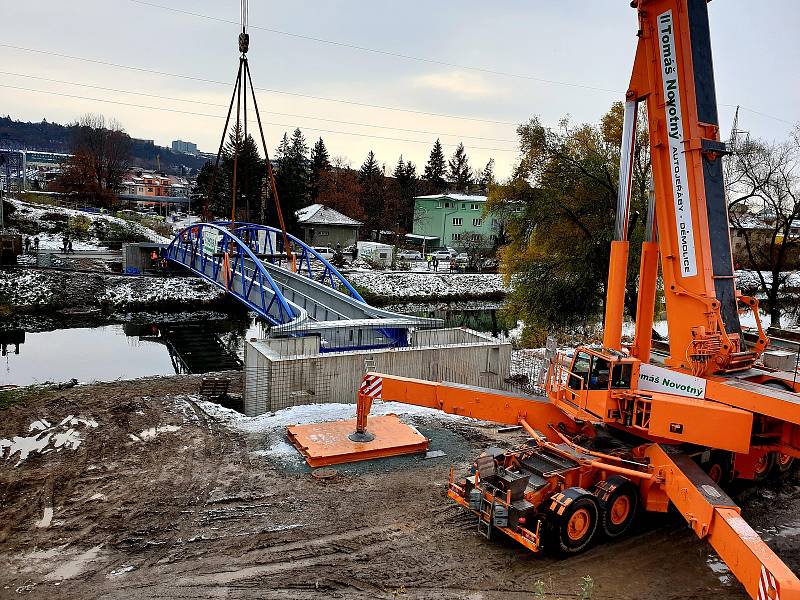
[0,303,510,387]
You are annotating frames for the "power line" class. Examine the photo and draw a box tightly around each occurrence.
[719,103,797,127]
[0,43,519,126]
[0,83,519,153]
[0,70,518,143]
[129,0,621,95]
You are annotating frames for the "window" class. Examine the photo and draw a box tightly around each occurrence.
[462,203,466,209]
[436,201,442,208]
[452,218,463,226]
[588,357,610,390]
[472,218,482,227]
[492,219,499,227]
[451,233,461,241]
[471,203,480,210]
[568,352,591,390]
[611,363,633,389]
[471,233,481,241]
[444,202,452,208]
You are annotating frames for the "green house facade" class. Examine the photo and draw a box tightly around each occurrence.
[411,193,500,249]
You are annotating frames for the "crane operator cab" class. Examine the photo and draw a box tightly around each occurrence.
[548,347,634,423]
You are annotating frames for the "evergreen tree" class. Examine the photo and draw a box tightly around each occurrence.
[273,128,309,231]
[209,124,266,221]
[308,137,331,202]
[358,150,381,182]
[479,158,495,190]
[423,139,447,192]
[394,155,419,231]
[358,151,385,236]
[447,142,472,190]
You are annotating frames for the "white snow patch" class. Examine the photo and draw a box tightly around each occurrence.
[35,507,54,528]
[0,416,98,466]
[198,399,481,462]
[108,565,135,578]
[129,424,181,442]
[199,400,478,434]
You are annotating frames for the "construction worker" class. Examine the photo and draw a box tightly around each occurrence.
[426,254,432,270]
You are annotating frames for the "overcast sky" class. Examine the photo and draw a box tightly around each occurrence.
[1,1,798,180]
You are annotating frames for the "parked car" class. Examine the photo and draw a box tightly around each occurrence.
[455,252,470,265]
[312,246,334,261]
[397,249,422,260]
[428,249,453,262]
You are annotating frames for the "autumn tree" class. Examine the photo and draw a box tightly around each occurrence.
[423,139,447,192]
[317,156,365,221]
[447,142,473,190]
[488,102,651,343]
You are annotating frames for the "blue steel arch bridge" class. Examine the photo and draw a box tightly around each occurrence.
[163,222,441,352]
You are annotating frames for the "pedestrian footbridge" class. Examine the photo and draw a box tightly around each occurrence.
[163,222,440,351]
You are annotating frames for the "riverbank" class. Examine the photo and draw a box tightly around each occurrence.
[0,268,229,316]
[346,271,507,305]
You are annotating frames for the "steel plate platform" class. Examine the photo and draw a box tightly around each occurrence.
[287,414,429,467]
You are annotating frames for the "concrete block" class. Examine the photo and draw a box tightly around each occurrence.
[763,350,797,371]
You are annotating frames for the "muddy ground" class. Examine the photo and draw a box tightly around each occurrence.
[0,374,798,599]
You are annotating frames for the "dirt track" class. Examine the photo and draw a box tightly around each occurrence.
[1,375,798,599]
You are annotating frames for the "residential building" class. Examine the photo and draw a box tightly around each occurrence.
[118,169,192,211]
[410,193,506,249]
[171,140,198,155]
[295,203,362,249]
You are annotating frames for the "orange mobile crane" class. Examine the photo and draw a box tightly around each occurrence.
[289,1,800,598]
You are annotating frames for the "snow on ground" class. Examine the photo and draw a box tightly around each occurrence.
[129,425,181,442]
[346,271,506,300]
[190,396,483,464]
[0,269,59,307]
[7,197,170,245]
[736,270,800,290]
[197,398,480,433]
[99,276,225,309]
[0,416,98,467]
[25,232,105,252]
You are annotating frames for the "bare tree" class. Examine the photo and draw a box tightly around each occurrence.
[58,114,130,206]
[727,136,800,326]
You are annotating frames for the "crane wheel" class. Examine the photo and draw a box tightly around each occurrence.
[702,451,732,485]
[595,476,639,538]
[753,452,775,481]
[774,453,796,476]
[548,490,600,555]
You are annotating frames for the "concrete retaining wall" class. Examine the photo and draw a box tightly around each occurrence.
[243,328,511,416]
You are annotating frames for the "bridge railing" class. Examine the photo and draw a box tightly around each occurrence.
[163,222,298,325]
[224,222,365,303]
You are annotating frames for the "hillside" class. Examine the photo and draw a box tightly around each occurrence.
[0,116,208,175]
